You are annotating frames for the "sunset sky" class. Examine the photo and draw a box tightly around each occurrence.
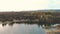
[0,0,60,11]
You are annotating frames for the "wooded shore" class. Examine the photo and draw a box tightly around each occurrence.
[0,11,60,26]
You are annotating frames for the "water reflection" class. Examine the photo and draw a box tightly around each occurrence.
[0,22,53,27]
[0,22,46,34]
[0,21,42,27]
[0,21,60,34]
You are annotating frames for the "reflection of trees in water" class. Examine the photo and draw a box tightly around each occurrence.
[0,21,57,27]
[2,23,6,27]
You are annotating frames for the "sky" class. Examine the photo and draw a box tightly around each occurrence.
[0,0,60,11]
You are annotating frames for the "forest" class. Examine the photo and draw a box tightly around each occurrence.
[0,10,60,26]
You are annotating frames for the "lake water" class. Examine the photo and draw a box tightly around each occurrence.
[0,23,46,34]
[0,21,60,34]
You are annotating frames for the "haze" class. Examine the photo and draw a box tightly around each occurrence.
[0,0,60,12]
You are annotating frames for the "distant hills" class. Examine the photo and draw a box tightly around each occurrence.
[0,10,60,12]
[20,10,60,12]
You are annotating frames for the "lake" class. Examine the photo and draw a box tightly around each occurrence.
[0,23,46,34]
[0,22,60,34]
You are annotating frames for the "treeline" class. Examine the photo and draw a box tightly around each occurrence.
[0,11,60,25]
